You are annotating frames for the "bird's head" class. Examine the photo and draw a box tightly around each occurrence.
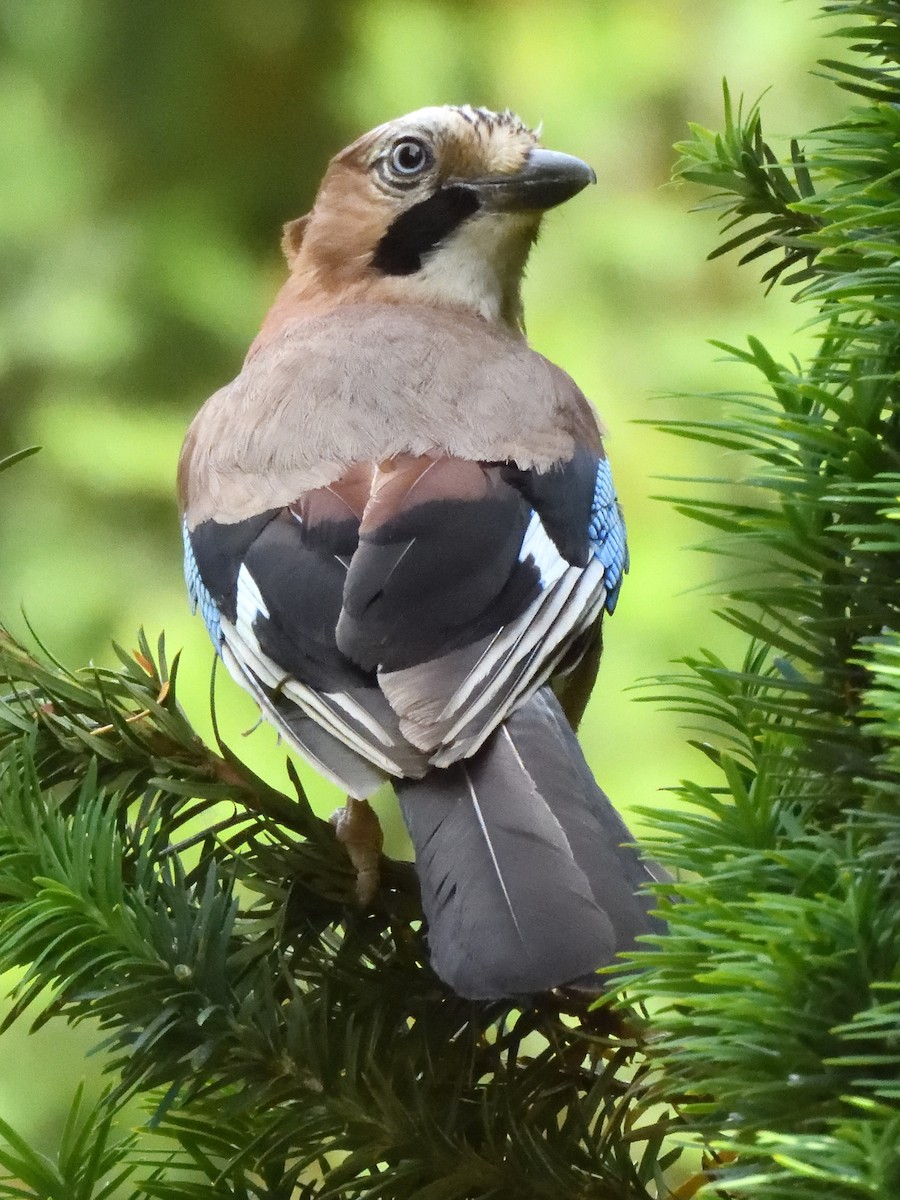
[279,105,595,329]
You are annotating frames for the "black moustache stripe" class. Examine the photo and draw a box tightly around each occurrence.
[372,185,480,276]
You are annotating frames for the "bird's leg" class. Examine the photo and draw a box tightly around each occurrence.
[330,797,384,907]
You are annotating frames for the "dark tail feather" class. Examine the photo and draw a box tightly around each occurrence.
[396,687,665,1000]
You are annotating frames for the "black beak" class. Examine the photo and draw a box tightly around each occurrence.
[469,148,596,213]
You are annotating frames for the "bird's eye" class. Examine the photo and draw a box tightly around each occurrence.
[386,137,432,180]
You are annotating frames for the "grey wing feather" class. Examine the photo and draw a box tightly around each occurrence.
[219,634,393,800]
[380,546,608,766]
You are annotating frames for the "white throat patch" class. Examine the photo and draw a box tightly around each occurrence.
[404,212,538,325]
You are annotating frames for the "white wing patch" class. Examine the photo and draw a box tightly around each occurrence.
[235,563,270,633]
[519,509,568,589]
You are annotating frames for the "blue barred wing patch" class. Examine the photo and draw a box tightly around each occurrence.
[182,518,223,648]
[588,458,628,613]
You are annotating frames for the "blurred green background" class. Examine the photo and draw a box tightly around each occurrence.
[0,0,842,1160]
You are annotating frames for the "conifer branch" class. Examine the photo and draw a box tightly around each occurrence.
[629,3,900,1195]
[0,616,678,1196]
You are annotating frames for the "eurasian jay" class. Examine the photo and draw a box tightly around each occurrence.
[179,105,663,1000]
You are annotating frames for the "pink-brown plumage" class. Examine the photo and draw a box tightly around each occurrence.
[179,105,662,999]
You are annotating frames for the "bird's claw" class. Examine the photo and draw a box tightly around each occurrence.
[330,797,384,907]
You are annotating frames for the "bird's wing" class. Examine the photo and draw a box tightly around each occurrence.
[182,465,430,798]
[366,448,627,765]
[182,443,626,789]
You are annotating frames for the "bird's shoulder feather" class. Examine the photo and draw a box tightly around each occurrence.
[180,302,601,526]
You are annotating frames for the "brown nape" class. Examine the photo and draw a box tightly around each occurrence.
[300,161,391,282]
[248,160,403,355]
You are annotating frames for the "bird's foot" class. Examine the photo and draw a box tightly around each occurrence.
[330,797,384,908]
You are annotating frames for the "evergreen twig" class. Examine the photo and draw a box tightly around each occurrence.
[627,3,900,1196]
[0,619,675,1197]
